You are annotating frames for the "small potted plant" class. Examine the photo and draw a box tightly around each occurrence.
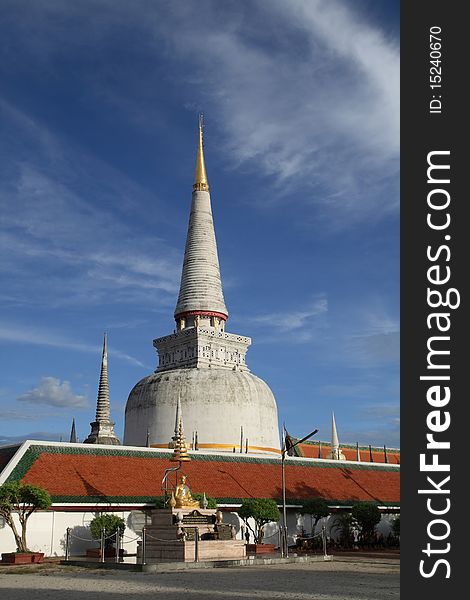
[87,514,126,559]
[239,498,280,554]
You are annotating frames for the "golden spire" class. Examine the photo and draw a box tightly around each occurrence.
[170,416,191,462]
[193,113,209,192]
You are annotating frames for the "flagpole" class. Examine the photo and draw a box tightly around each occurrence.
[281,424,287,558]
[280,425,318,559]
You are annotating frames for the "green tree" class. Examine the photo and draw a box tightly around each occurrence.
[300,498,329,534]
[89,514,126,547]
[352,502,381,544]
[0,482,52,552]
[238,498,280,544]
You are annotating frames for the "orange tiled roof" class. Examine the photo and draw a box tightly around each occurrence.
[3,443,400,506]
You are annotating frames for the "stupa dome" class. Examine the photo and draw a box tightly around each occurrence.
[124,368,280,453]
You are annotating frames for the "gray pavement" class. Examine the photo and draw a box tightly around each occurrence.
[0,557,399,600]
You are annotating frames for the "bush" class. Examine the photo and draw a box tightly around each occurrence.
[89,514,126,546]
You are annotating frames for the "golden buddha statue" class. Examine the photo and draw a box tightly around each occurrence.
[174,474,200,509]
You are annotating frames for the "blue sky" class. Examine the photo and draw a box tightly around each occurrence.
[0,0,399,448]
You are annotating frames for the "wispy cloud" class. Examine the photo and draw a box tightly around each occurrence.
[251,297,328,331]
[342,404,400,447]
[16,377,88,408]
[0,432,64,445]
[1,1,398,227]
[361,404,400,421]
[151,0,399,224]
[0,409,45,421]
[345,308,400,365]
[0,323,149,368]
[243,296,328,343]
[0,99,181,311]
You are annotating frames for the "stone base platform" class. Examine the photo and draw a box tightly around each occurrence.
[143,539,246,562]
[61,554,333,573]
[139,508,246,563]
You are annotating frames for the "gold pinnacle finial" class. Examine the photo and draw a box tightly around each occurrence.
[193,113,209,192]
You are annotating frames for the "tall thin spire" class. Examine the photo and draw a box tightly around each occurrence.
[193,113,209,192]
[174,115,228,324]
[96,332,110,422]
[84,333,121,445]
[69,418,78,443]
[327,412,345,460]
[331,412,339,450]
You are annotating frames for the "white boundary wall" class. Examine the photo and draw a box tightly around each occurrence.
[0,507,398,556]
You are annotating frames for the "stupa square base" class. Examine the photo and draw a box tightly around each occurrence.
[138,508,246,563]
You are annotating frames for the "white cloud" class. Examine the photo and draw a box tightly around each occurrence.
[361,404,400,421]
[0,431,64,445]
[242,296,328,344]
[252,297,328,331]
[16,377,88,408]
[0,323,149,368]
[149,0,399,223]
[0,409,43,421]
[345,308,400,365]
[0,127,180,310]
[1,1,399,227]
[341,404,400,447]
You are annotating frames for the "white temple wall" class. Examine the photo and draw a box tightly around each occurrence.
[0,508,285,556]
[0,510,142,557]
[0,507,399,556]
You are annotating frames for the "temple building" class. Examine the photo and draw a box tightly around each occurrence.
[0,439,400,556]
[124,118,280,455]
[0,120,400,560]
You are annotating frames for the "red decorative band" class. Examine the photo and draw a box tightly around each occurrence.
[175,310,228,321]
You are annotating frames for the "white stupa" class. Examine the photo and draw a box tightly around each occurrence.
[84,333,121,446]
[326,412,346,460]
[124,117,281,455]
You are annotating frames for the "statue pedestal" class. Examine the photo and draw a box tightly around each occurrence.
[138,508,246,562]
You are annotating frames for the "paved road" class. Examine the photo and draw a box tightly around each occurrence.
[0,558,399,600]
